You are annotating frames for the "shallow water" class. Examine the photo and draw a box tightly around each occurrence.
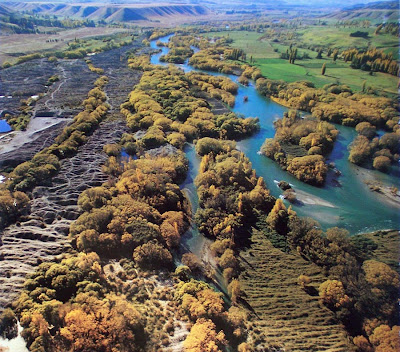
[234,87,400,233]
[0,119,12,133]
[179,144,228,294]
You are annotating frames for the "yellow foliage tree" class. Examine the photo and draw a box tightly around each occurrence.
[183,319,226,352]
[369,325,400,352]
[319,279,350,309]
[363,260,399,291]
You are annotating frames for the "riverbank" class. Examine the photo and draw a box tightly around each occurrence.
[354,165,400,210]
[0,117,69,170]
[0,117,67,152]
[0,322,28,352]
[294,189,336,208]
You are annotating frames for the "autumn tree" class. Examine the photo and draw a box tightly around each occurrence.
[297,275,311,289]
[60,294,146,352]
[228,279,242,304]
[77,187,112,212]
[184,319,226,352]
[182,253,203,274]
[332,50,338,62]
[348,136,374,165]
[373,155,391,172]
[175,265,192,281]
[238,342,253,352]
[0,189,30,228]
[369,325,400,352]
[266,198,289,235]
[0,308,17,339]
[362,260,399,295]
[355,122,376,139]
[319,279,350,310]
[196,137,234,156]
[353,335,373,352]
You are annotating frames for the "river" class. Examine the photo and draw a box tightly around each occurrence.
[151,34,400,235]
[0,120,12,133]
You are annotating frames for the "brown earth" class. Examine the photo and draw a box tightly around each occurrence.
[0,38,143,171]
[0,118,69,169]
[0,57,97,116]
[0,58,97,169]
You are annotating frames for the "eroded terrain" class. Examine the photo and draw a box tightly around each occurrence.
[0,120,127,309]
[0,40,142,310]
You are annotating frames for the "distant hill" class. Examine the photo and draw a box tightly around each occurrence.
[343,0,399,10]
[278,0,391,8]
[2,2,211,23]
[323,0,399,21]
[0,4,13,16]
[0,4,20,34]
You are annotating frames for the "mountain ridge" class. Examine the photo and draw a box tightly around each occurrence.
[3,2,212,22]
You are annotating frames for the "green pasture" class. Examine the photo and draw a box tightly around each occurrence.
[202,29,398,96]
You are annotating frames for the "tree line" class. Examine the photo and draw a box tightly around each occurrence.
[342,47,399,76]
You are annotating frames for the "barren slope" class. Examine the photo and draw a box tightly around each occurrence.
[0,119,128,310]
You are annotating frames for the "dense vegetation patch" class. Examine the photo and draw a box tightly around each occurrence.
[121,63,258,145]
[349,127,399,172]
[261,110,338,185]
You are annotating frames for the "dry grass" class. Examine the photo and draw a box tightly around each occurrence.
[239,229,351,351]
[364,230,399,272]
[0,27,130,65]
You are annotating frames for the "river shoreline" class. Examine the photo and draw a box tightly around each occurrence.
[0,117,68,154]
[293,189,336,208]
[354,165,400,210]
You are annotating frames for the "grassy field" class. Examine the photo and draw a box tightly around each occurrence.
[254,57,399,95]
[203,31,279,59]
[202,29,398,96]
[298,26,399,58]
